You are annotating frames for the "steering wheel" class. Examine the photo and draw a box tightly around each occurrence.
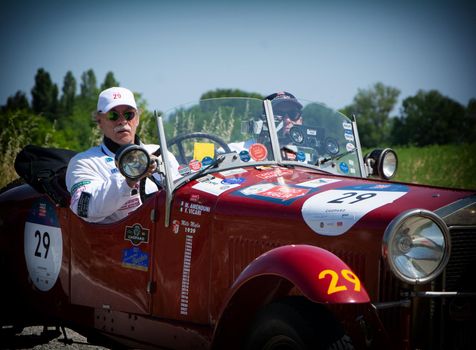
[167,132,232,164]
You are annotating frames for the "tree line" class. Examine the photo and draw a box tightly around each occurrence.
[1,68,475,188]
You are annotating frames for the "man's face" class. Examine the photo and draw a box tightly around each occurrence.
[97,105,139,145]
[275,106,302,135]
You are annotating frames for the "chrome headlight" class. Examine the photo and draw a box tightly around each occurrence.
[364,148,398,180]
[382,209,450,284]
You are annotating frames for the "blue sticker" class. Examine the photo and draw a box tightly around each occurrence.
[122,247,149,271]
[296,151,306,162]
[339,162,349,174]
[239,150,251,162]
[111,168,119,174]
[26,198,59,227]
[222,177,245,185]
[202,156,214,167]
[105,157,114,163]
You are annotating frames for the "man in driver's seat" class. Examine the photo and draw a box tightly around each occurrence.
[66,86,180,224]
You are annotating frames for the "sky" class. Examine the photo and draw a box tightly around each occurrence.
[1,0,475,114]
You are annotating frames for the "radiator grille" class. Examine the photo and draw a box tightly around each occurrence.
[444,227,476,291]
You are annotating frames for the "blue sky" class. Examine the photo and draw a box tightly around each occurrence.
[1,0,475,113]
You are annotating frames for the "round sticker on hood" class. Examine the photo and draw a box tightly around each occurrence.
[302,184,408,236]
[24,198,63,291]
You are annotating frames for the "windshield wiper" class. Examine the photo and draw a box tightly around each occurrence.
[317,149,356,166]
[187,155,226,182]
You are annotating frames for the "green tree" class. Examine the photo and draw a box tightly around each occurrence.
[100,71,120,90]
[60,71,76,116]
[80,69,98,100]
[2,90,30,112]
[341,82,400,147]
[31,68,59,121]
[393,90,466,146]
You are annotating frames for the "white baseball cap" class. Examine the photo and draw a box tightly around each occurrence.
[97,87,137,113]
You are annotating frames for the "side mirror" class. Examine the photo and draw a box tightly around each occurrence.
[115,145,151,180]
[364,148,398,180]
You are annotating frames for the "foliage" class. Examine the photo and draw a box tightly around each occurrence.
[101,72,120,91]
[391,90,467,146]
[341,82,400,148]
[60,71,77,117]
[0,110,56,188]
[392,143,476,190]
[31,68,59,122]
[80,69,98,100]
[200,88,264,100]
[1,90,30,112]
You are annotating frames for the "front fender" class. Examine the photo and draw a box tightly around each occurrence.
[232,244,369,304]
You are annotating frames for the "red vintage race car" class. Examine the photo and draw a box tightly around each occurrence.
[0,97,475,349]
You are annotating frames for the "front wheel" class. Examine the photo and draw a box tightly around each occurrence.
[244,297,353,350]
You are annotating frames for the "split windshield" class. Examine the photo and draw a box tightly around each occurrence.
[162,97,362,178]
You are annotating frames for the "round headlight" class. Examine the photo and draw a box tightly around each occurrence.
[115,144,150,180]
[364,148,398,180]
[382,209,450,284]
[381,150,397,179]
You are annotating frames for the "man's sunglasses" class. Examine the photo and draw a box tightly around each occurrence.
[107,110,136,121]
[279,109,301,121]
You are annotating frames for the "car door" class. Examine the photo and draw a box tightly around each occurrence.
[68,196,157,314]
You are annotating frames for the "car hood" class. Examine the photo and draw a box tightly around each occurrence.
[194,165,474,238]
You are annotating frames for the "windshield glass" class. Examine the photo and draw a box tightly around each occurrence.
[162,97,362,178]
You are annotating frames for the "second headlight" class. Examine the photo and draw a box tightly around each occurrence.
[382,209,450,284]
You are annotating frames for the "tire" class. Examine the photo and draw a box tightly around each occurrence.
[244,297,354,350]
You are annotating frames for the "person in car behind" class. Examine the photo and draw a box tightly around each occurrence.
[227,91,304,153]
[66,86,180,224]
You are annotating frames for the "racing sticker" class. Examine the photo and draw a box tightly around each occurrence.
[192,176,241,196]
[234,183,311,205]
[255,168,293,180]
[249,143,268,161]
[24,198,63,292]
[124,223,150,246]
[302,184,408,236]
[122,247,149,271]
[296,178,341,188]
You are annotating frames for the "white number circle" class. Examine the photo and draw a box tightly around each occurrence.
[24,199,63,292]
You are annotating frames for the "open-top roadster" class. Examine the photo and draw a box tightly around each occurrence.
[1,96,475,349]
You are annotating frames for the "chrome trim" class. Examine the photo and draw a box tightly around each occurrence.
[155,112,174,227]
[351,114,368,177]
[263,99,282,163]
[435,194,476,219]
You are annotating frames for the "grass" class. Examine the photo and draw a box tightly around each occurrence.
[392,143,476,190]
